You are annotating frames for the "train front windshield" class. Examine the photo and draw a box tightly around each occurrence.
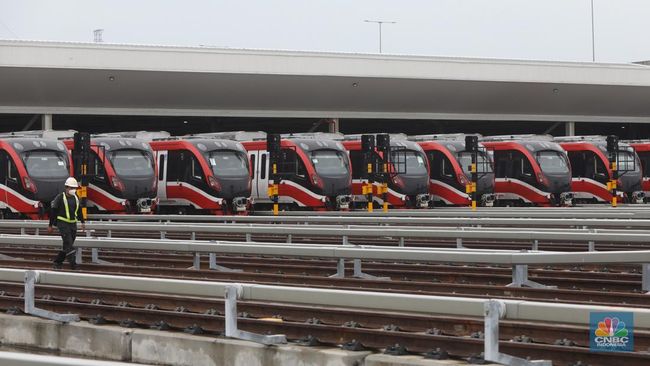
[457,152,492,175]
[391,151,427,176]
[22,151,69,179]
[536,151,569,174]
[109,150,154,177]
[206,150,249,177]
[310,150,349,176]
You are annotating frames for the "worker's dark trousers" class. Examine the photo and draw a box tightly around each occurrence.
[53,222,78,266]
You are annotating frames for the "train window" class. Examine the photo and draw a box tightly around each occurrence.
[7,158,17,181]
[536,151,569,174]
[393,151,427,176]
[166,151,183,181]
[108,150,154,177]
[427,151,453,179]
[250,154,256,178]
[260,154,267,179]
[89,152,106,180]
[511,151,533,178]
[568,151,607,180]
[310,150,349,176]
[22,151,69,179]
[493,151,509,178]
[278,149,305,178]
[190,156,204,181]
[158,155,165,181]
[206,150,249,177]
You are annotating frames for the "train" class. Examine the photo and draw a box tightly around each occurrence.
[555,136,644,204]
[0,132,71,219]
[407,134,496,207]
[143,132,252,215]
[626,140,650,201]
[6,128,650,219]
[198,131,353,211]
[480,135,573,206]
[339,133,431,209]
[32,130,158,214]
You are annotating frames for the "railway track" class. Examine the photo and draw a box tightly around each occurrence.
[1,218,649,365]
[1,281,650,366]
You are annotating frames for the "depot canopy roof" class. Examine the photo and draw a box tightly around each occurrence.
[2,40,650,122]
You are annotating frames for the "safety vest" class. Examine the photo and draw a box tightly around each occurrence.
[57,194,79,224]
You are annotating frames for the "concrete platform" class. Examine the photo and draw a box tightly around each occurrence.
[365,354,499,365]
[0,313,385,365]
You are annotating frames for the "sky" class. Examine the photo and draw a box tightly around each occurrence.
[0,0,649,63]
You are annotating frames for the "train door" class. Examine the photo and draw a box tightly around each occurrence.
[156,150,168,200]
[255,151,269,200]
[493,151,511,179]
[511,151,535,186]
[427,150,456,186]
[4,153,21,211]
[0,151,9,210]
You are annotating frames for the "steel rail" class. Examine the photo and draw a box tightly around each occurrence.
[2,220,650,244]
[3,234,650,265]
[90,213,650,229]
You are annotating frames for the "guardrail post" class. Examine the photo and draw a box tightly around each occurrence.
[245,233,252,242]
[188,253,201,270]
[352,259,390,280]
[191,232,196,241]
[75,248,82,264]
[484,299,551,366]
[588,241,596,252]
[342,236,349,245]
[24,270,79,323]
[399,237,404,247]
[506,265,556,289]
[160,231,166,240]
[286,234,292,244]
[90,248,122,266]
[456,238,463,248]
[208,253,242,273]
[532,240,538,251]
[328,259,345,278]
[224,284,286,345]
[643,264,650,294]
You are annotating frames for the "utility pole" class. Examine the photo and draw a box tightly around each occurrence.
[590,0,595,61]
[364,19,396,53]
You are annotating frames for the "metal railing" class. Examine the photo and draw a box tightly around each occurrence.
[89,213,650,229]
[1,234,650,289]
[5,268,650,366]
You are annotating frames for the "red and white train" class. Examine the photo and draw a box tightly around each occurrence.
[481,135,573,206]
[137,132,252,215]
[556,136,644,204]
[408,134,496,207]
[340,134,431,209]
[198,131,353,210]
[0,132,71,219]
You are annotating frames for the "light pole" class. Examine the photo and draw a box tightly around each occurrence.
[364,19,396,53]
[590,0,595,61]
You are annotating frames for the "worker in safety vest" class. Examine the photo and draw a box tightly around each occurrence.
[47,177,85,270]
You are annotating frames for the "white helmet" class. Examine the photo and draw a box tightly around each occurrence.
[64,177,79,188]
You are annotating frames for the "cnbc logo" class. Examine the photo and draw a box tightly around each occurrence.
[590,312,634,352]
